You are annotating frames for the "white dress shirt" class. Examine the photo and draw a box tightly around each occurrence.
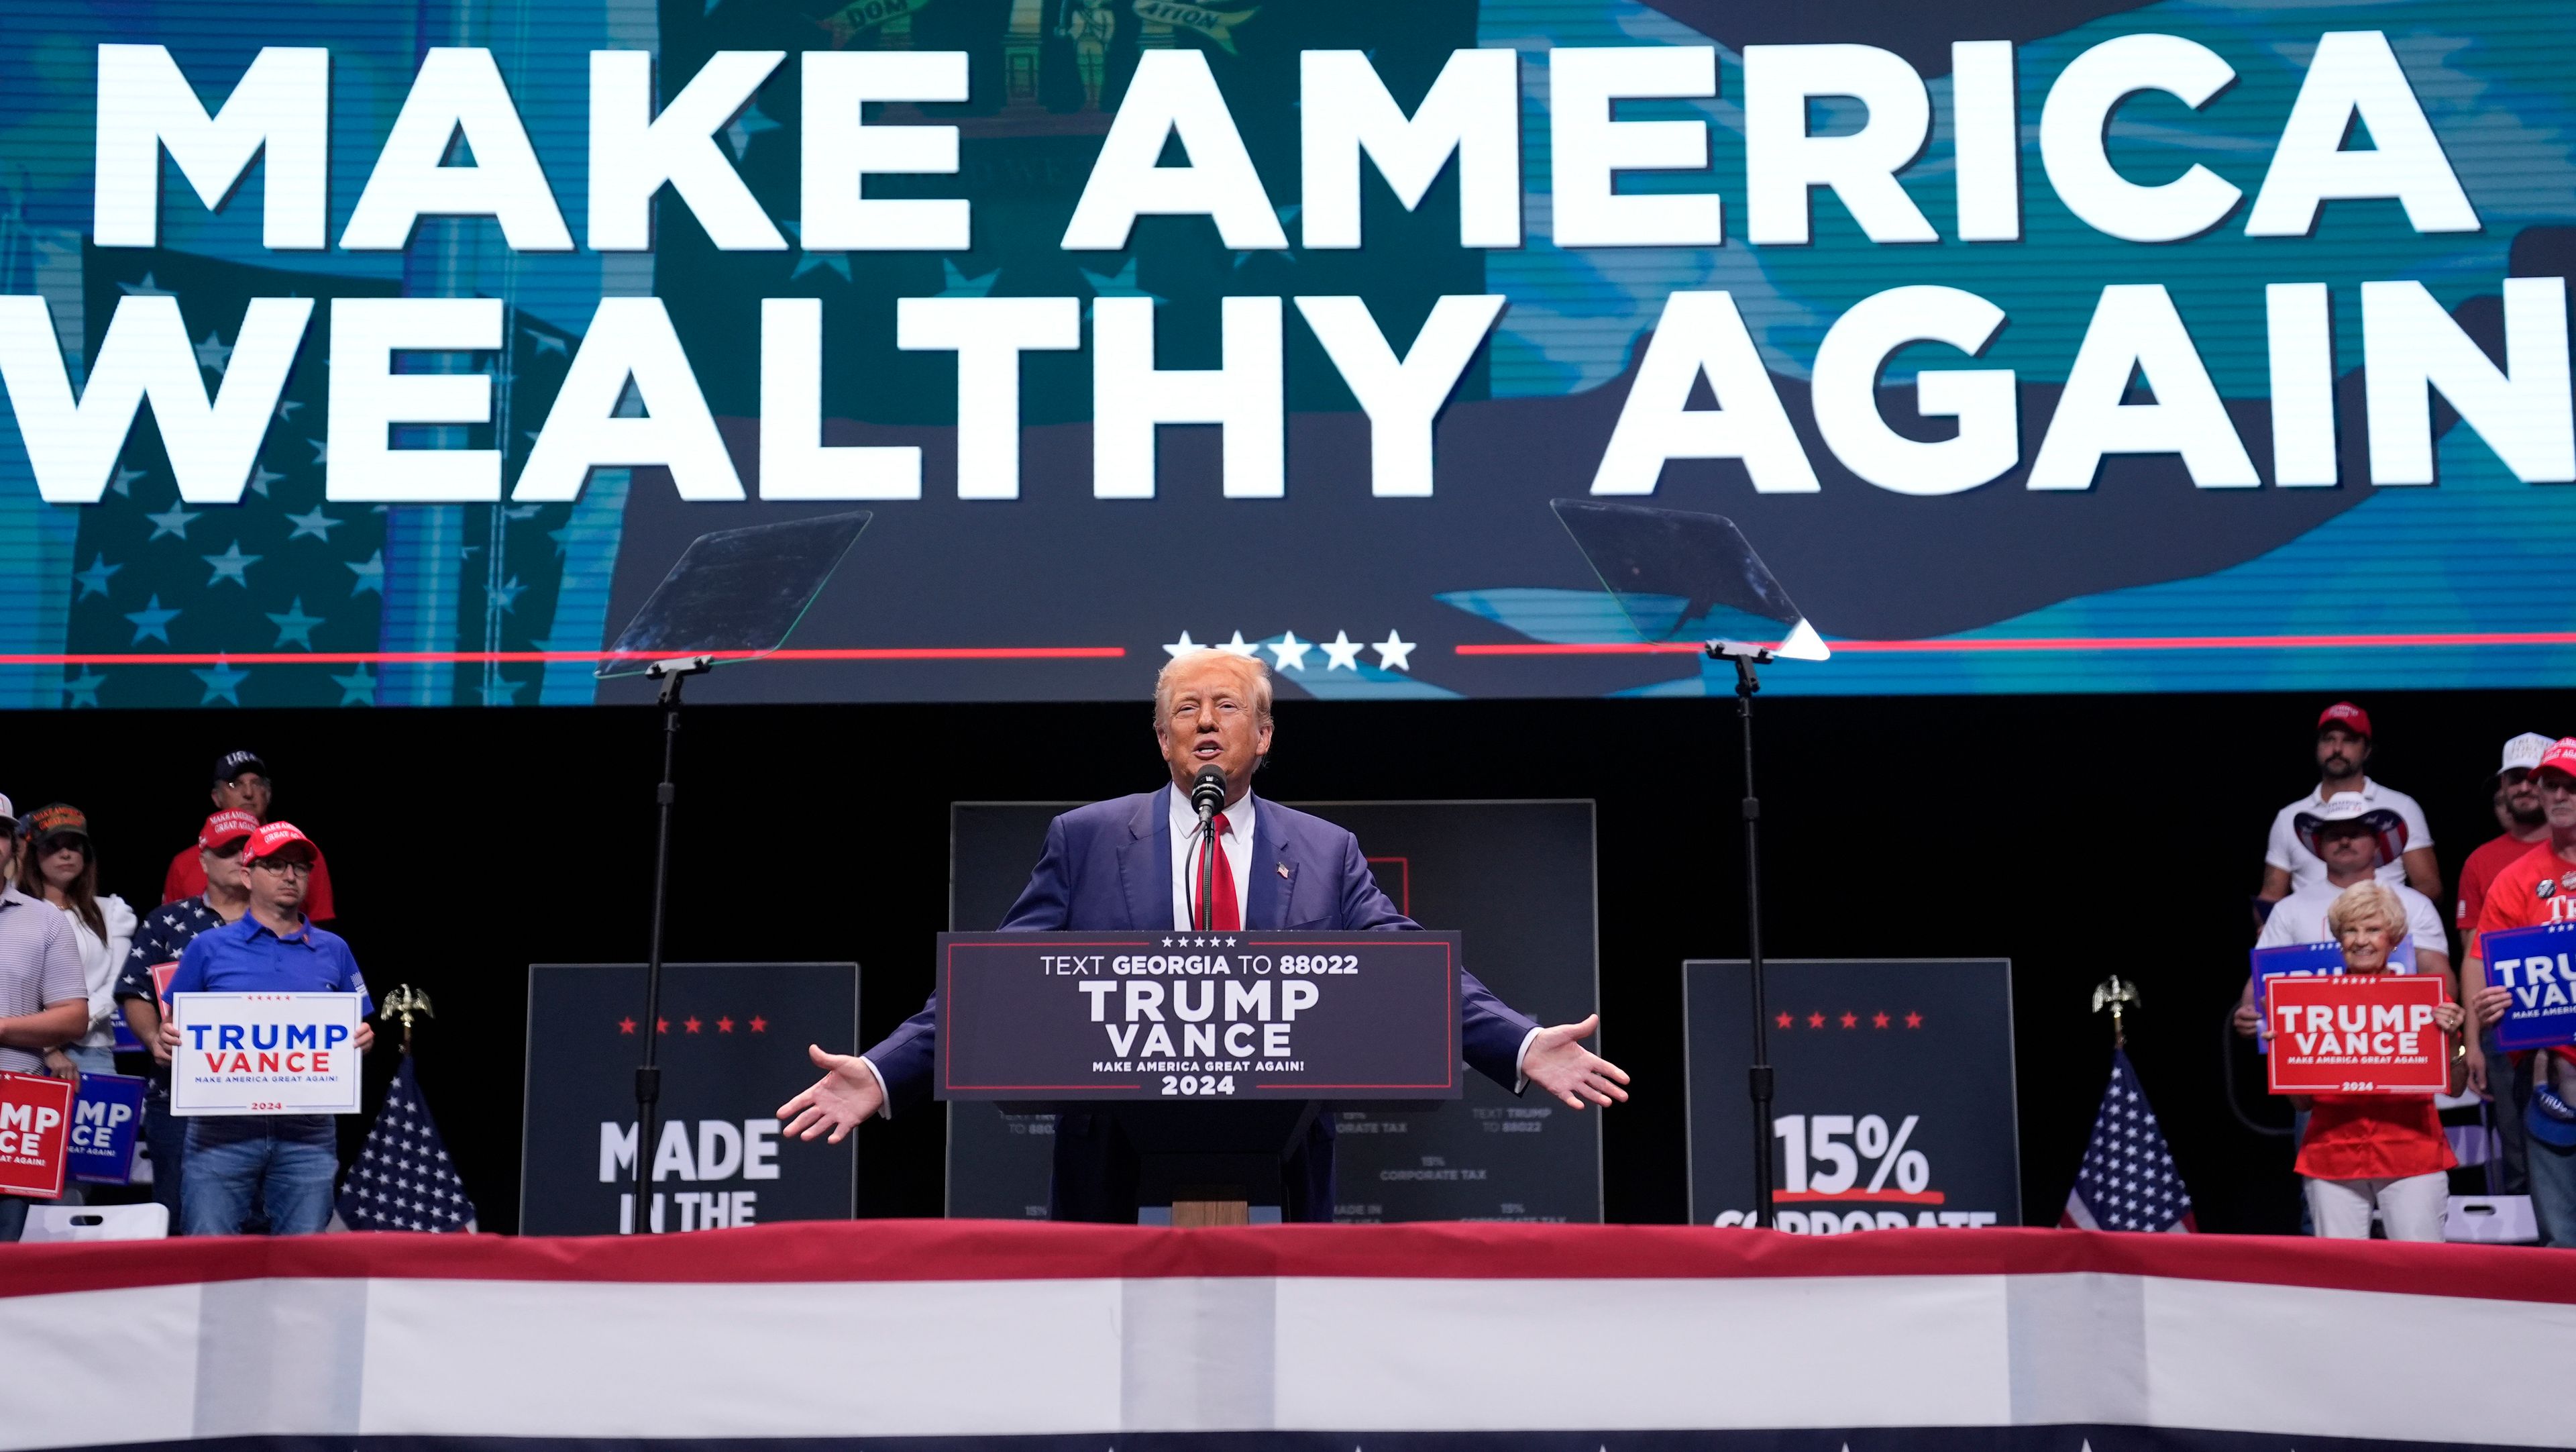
[1169,787,1255,929]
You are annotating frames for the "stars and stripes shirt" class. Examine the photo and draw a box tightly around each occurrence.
[116,894,234,1095]
[2063,1051,2195,1233]
[339,1055,476,1233]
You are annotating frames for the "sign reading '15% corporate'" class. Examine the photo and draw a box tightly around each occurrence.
[935,933,1463,1101]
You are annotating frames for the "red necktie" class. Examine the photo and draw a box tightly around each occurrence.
[1199,812,1242,931]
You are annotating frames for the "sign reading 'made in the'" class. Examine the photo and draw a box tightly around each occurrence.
[936,931,1461,1102]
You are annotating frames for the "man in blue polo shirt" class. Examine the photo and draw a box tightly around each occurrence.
[160,821,374,1236]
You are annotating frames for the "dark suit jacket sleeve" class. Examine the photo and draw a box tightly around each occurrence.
[861,815,1077,1114]
[1332,831,1539,1094]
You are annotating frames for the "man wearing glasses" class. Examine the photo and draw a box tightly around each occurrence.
[158,822,374,1236]
[162,751,338,923]
[116,810,260,1228]
[2467,737,2576,1247]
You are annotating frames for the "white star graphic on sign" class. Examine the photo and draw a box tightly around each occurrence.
[193,329,232,372]
[202,541,262,587]
[285,506,342,542]
[60,668,105,709]
[724,99,779,160]
[346,549,386,597]
[1218,631,1259,659]
[1163,631,1201,658]
[109,465,146,497]
[308,435,329,466]
[1371,631,1415,672]
[144,503,201,541]
[1321,631,1363,671]
[191,659,249,705]
[492,574,527,613]
[1267,631,1311,670]
[522,326,569,358]
[117,272,172,297]
[276,398,303,421]
[246,464,284,497]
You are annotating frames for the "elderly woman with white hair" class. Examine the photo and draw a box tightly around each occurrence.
[2286,881,2469,1241]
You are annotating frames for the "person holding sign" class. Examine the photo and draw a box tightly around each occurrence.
[0,794,91,1241]
[2283,883,2467,1242]
[782,648,1625,1221]
[115,810,258,1227]
[2467,737,2576,1248]
[2233,794,2448,1036]
[158,822,374,1237]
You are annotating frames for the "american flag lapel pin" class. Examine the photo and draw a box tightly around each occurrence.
[1275,862,1290,878]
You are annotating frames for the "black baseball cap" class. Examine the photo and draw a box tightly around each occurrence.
[212,750,269,786]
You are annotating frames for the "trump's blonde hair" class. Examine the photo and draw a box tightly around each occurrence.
[1152,647,1274,725]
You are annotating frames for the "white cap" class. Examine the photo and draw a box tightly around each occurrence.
[0,792,14,830]
[2501,732,2555,776]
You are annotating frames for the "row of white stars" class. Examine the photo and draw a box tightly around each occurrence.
[1161,937,1239,948]
[1167,629,1413,672]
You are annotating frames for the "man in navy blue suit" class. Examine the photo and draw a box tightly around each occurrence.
[780,647,1628,1221]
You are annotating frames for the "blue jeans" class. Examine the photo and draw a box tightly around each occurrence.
[2531,1133,2576,1249]
[2485,1032,2532,1194]
[182,1118,337,1236]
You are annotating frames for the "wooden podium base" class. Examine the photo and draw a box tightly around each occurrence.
[1171,1199,1252,1227]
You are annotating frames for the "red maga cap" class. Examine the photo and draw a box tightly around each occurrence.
[2316,701,2373,738]
[2539,738,2576,782]
[242,820,315,862]
[198,810,259,849]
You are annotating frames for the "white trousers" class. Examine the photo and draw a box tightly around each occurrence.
[2306,1171,2449,1241]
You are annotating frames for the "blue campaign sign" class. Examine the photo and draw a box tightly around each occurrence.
[2251,939,2416,1015]
[2485,923,2576,1052]
[67,1072,146,1185]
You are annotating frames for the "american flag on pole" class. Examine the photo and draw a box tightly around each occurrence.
[337,1056,477,1233]
[2061,1050,2196,1233]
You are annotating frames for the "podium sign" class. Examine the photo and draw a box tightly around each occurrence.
[936,932,1462,1101]
[2265,974,2451,1094]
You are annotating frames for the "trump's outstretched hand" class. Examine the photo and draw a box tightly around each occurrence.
[779,1045,884,1143]
[1524,1014,1629,1110]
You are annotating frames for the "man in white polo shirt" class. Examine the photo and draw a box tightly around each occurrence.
[2258,702,2440,906]
[2235,794,2453,1033]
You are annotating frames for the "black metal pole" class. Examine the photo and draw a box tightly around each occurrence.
[633,657,708,1233]
[1730,650,1776,1229]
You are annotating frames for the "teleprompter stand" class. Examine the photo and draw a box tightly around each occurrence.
[598,511,871,1232]
[1550,501,1829,1229]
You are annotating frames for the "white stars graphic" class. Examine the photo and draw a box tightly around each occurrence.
[1370,631,1415,672]
[1321,631,1364,671]
[201,541,262,587]
[1267,631,1311,671]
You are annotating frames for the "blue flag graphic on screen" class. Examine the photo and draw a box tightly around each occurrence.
[339,1056,476,1233]
[2061,1051,2195,1233]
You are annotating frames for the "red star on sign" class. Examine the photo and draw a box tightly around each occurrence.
[617,1017,637,1035]
[1872,1011,1890,1029]
[656,1018,669,1034]
[749,1015,768,1033]
[1839,1012,1858,1029]
[1807,1011,1825,1029]
[1905,1012,1923,1029]
[1774,1012,1792,1029]
[683,1016,703,1034]
[717,1017,735,1033]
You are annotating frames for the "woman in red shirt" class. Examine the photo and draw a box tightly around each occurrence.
[2293,882,2467,1241]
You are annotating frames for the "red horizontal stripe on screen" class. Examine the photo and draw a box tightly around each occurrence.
[1457,631,2576,656]
[0,647,1126,666]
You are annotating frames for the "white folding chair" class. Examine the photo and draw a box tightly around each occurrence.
[2443,1195,2539,1245]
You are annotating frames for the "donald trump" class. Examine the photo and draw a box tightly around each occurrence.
[781,647,1627,1221]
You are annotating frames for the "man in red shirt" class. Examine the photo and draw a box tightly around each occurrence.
[2461,733,2555,1192]
[162,751,336,923]
[2469,737,2576,1247]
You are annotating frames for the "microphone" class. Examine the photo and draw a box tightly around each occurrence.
[1189,765,1228,825]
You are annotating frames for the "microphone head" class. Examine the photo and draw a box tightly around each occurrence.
[1190,765,1228,816]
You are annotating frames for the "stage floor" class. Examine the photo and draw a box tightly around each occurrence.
[7,1221,2571,1451]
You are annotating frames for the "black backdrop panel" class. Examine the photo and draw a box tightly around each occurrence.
[521,962,859,1236]
[947,800,1601,1222]
[1686,959,2018,1230]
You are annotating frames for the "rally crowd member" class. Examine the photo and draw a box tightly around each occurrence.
[0,794,91,1241]
[2260,703,2440,906]
[160,822,374,1237]
[117,810,259,1227]
[2460,733,2555,1194]
[2468,737,2576,1249]
[2235,794,2451,1035]
[16,804,137,1081]
[165,751,336,923]
[2289,882,2468,1241]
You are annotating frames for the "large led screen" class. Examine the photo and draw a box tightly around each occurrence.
[1,0,2571,707]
